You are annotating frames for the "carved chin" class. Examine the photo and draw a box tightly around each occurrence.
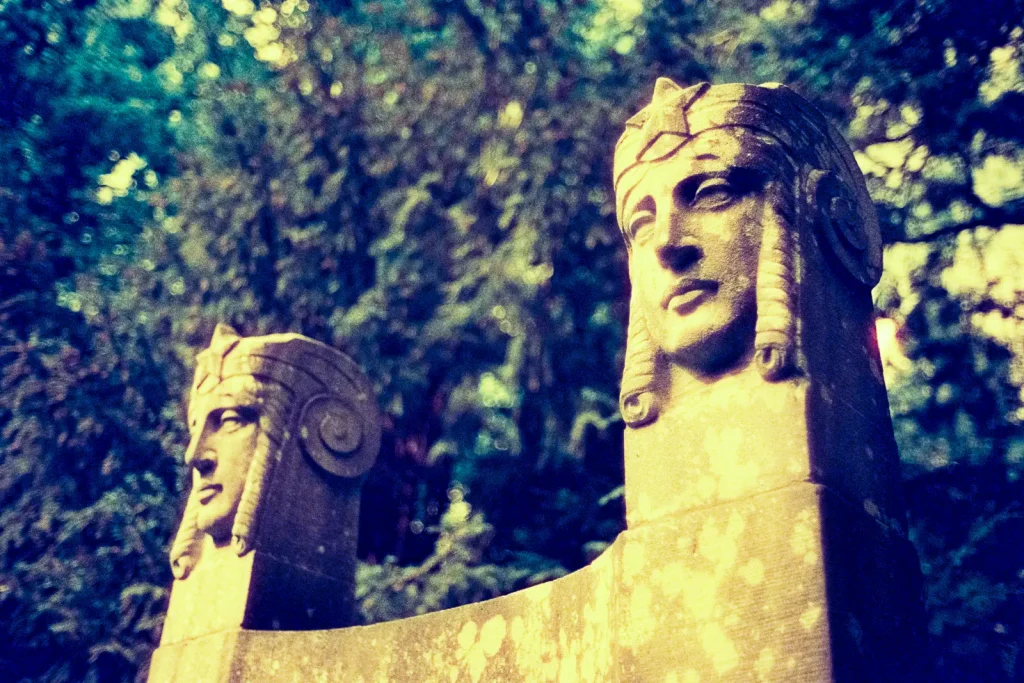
[196,507,235,544]
[659,309,757,375]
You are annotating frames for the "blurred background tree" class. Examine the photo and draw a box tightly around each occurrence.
[1,0,1022,680]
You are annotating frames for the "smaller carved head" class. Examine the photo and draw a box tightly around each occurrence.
[169,324,380,579]
[184,366,269,544]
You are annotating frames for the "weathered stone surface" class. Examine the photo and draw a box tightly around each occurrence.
[614,78,901,526]
[152,530,617,682]
[614,78,923,679]
[150,483,918,682]
[156,325,379,649]
[149,79,924,683]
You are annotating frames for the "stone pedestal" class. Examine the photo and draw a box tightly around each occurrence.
[159,492,361,646]
[617,484,922,681]
[148,482,922,682]
[620,360,922,679]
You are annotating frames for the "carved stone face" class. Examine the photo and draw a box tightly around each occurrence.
[185,376,261,544]
[621,130,778,373]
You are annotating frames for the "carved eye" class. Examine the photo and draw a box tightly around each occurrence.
[218,407,257,433]
[627,195,657,244]
[689,176,738,211]
[628,208,656,243]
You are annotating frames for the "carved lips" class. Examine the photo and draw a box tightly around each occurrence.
[662,279,718,315]
[197,483,222,504]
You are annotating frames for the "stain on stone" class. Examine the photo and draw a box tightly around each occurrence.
[799,603,823,630]
[754,647,776,681]
[700,622,739,674]
[738,558,765,586]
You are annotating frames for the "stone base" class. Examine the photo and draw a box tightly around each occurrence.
[160,542,355,648]
[149,483,922,682]
[615,483,923,682]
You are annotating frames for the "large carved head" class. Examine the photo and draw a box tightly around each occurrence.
[614,79,882,427]
[169,324,380,579]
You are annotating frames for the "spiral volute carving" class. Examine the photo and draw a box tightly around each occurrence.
[299,394,380,478]
[805,170,881,287]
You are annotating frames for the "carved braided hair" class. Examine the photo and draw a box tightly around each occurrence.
[753,180,798,381]
[619,297,659,426]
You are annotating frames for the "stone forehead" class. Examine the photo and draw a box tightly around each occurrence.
[612,78,880,272]
[614,80,841,191]
[190,331,371,410]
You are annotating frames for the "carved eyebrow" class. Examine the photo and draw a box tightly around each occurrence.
[672,167,765,207]
[210,389,261,411]
[631,195,656,216]
[694,152,719,161]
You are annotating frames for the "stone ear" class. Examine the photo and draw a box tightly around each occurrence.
[804,169,878,287]
[299,394,380,478]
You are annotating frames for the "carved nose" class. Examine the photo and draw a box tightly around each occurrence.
[653,205,702,272]
[191,453,217,477]
[184,433,217,475]
[657,242,702,273]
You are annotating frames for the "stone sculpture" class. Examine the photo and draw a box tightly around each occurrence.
[149,81,923,683]
[612,79,905,538]
[160,324,380,644]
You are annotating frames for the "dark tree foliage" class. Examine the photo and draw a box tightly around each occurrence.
[0,0,182,680]
[1,0,1023,680]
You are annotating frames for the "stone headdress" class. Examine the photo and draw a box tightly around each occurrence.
[614,79,882,427]
[169,324,380,579]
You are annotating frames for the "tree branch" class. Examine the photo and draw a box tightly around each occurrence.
[892,202,1024,244]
